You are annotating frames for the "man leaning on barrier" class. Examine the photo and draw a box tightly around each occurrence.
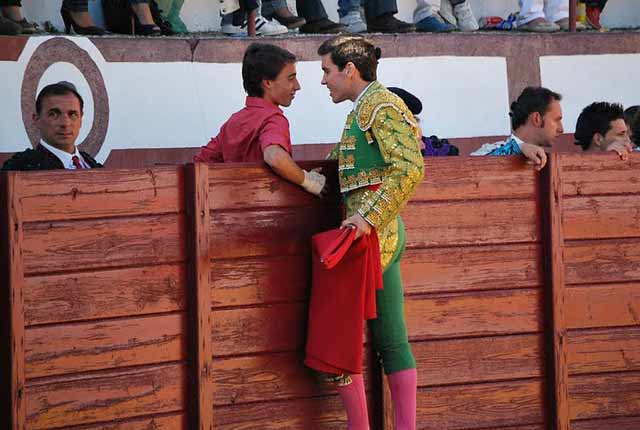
[471,86,565,171]
[194,42,327,197]
[2,81,103,171]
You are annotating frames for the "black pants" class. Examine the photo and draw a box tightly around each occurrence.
[581,0,608,11]
[60,0,147,12]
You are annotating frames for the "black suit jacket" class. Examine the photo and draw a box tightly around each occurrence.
[1,145,103,171]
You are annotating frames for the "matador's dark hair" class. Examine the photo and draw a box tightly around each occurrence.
[317,35,381,82]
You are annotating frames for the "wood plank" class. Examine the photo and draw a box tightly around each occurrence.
[566,283,640,329]
[563,195,640,240]
[208,161,340,210]
[402,199,540,249]
[185,163,214,430]
[26,363,186,430]
[413,334,543,387]
[572,416,640,430]
[211,256,309,308]
[22,214,186,275]
[24,264,186,325]
[212,303,308,356]
[414,156,539,201]
[401,244,542,295]
[569,372,640,420]
[18,167,183,222]
[560,152,640,197]
[210,207,340,259]
[0,172,26,430]
[52,413,186,430]
[416,379,544,429]
[541,152,570,430]
[565,239,640,285]
[211,350,374,405]
[405,289,542,340]
[212,289,542,357]
[212,396,346,430]
[25,313,186,378]
[567,327,640,375]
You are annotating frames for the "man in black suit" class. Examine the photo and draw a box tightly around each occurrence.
[2,81,102,171]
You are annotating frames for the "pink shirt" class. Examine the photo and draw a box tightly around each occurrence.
[194,96,292,163]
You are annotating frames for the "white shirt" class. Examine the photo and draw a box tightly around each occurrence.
[39,140,91,169]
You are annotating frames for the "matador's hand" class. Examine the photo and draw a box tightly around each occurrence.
[341,213,371,240]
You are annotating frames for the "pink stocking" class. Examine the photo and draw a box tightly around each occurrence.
[336,374,369,430]
[387,368,417,430]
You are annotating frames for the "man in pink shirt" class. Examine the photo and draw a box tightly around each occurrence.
[195,43,326,196]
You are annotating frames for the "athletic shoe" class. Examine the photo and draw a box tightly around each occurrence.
[255,15,289,35]
[339,10,366,33]
[453,1,479,32]
[415,14,455,32]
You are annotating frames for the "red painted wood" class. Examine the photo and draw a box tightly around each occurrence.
[1,172,26,430]
[185,163,214,430]
[542,153,570,430]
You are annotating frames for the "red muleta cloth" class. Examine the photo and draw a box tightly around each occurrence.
[304,226,383,375]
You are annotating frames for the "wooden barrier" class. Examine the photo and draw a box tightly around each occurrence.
[1,153,638,429]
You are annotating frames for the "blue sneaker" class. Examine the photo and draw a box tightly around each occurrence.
[415,14,456,32]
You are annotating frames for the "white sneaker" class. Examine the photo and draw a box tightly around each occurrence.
[339,11,366,33]
[453,1,479,32]
[255,15,289,35]
[221,20,246,36]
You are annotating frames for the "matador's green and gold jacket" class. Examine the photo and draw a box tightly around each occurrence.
[328,81,425,271]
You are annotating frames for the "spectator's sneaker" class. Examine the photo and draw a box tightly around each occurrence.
[415,14,455,32]
[517,18,559,32]
[340,11,366,33]
[300,18,345,34]
[586,6,602,30]
[555,17,585,31]
[0,15,21,34]
[367,13,415,33]
[221,19,247,36]
[255,15,289,35]
[453,2,479,32]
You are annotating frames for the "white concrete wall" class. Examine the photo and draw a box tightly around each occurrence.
[0,37,511,163]
[16,0,640,33]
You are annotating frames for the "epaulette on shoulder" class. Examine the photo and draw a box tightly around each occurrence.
[356,88,417,132]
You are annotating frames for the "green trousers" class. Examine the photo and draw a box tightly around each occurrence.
[367,217,416,374]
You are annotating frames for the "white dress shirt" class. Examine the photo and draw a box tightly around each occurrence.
[39,140,91,169]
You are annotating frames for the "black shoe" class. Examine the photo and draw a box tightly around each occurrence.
[0,15,21,35]
[367,13,415,33]
[60,7,109,35]
[273,13,306,29]
[4,16,37,34]
[300,18,345,34]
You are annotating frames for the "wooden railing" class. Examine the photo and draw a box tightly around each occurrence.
[1,153,639,430]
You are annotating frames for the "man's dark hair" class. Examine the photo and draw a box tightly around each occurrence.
[35,81,84,114]
[242,43,296,98]
[509,86,562,131]
[574,102,624,151]
[317,35,381,82]
[624,105,640,147]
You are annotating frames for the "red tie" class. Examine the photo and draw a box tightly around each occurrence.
[72,155,84,169]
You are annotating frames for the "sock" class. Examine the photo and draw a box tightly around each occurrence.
[336,374,370,430]
[387,368,417,430]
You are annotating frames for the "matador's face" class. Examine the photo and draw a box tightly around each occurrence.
[320,54,351,104]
